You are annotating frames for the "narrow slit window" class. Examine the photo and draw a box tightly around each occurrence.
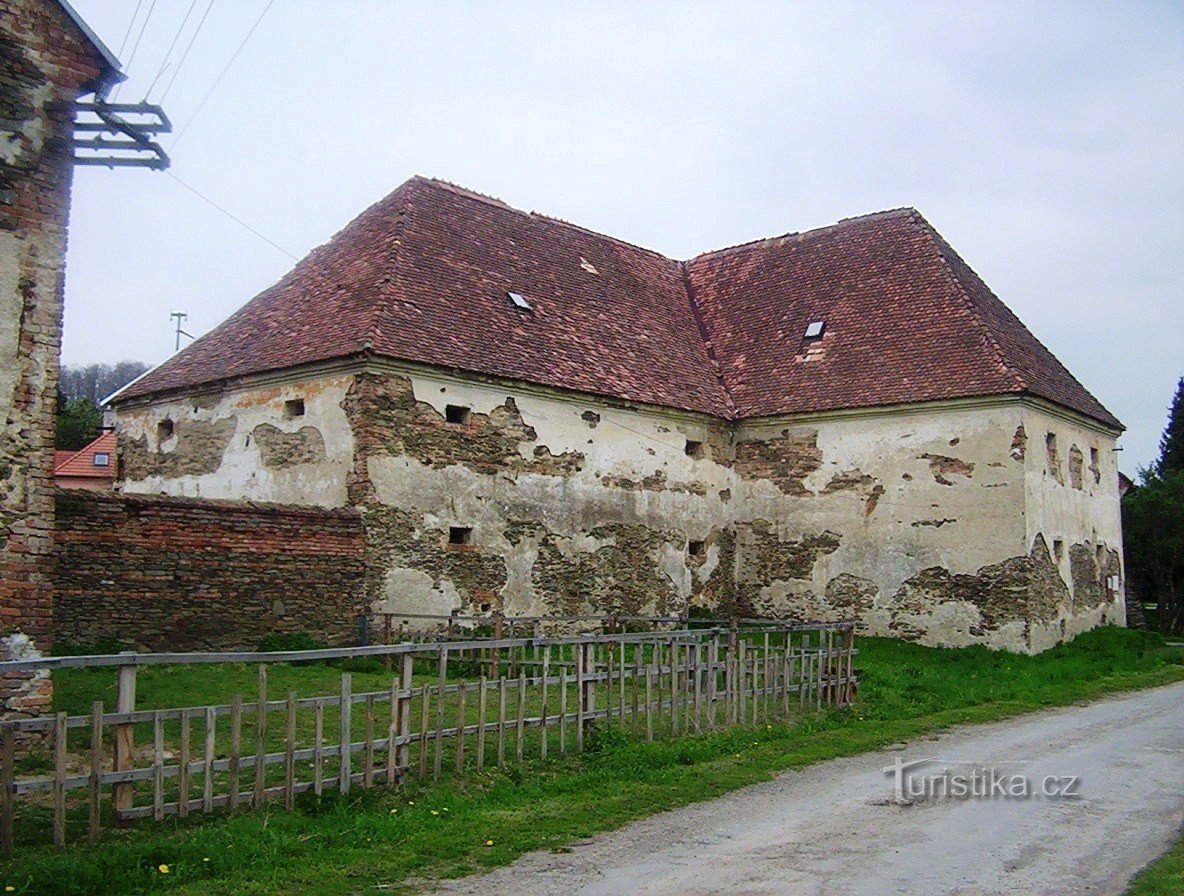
[507,291,532,311]
[449,527,473,546]
[685,439,704,459]
[284,398,305,419]
[1053,539,1064,562]
[445,404,471,425]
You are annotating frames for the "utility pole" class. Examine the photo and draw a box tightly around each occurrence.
[170,311,193,352]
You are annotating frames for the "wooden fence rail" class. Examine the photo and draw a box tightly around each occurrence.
[0,623,856,855]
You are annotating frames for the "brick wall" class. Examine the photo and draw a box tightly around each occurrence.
[1,0,105,718]
[53,490,368,651]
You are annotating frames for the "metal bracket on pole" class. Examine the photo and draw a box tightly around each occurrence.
[72,101,171,170]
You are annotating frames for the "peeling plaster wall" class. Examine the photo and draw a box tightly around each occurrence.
[109,365,1124,653]
[1021,405,1125,651]
[731,405,1037,650]
[346,368,732,619]
[115,374,355,507]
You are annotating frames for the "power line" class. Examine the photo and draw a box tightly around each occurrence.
[165,170,298,262]
[141,0,200,101]
[171,0,275,149]
[114,0,145,59]
[158,0,216,105]
[111,0,159,101]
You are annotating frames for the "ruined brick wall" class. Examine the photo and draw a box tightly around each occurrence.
[1,0,104,714]
[53,489,367,650]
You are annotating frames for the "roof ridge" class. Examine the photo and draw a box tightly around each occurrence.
[418,177,517,210]
[909,212,1027,393]
[417,177,673,261]
[688,207,917,264]
[364,179,418,351]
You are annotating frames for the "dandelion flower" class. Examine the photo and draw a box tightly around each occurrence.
[442,807,449,812]
[485,840,494,846]
[390,808,398,814]
[5,887,14,892]
[158,865,170,874]
[408,801,415,805]
[430,809,439,816]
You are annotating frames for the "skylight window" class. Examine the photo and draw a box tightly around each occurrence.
[804,320,825,339]
[92,452,110,467]
[508,291,532,311]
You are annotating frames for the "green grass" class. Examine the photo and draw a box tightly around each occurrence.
[1125,828,1184,896]
[2,626,1181,896]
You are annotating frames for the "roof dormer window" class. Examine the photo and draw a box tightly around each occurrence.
[508,291,532,311]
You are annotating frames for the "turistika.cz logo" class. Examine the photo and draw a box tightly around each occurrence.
[883,757,1082,803]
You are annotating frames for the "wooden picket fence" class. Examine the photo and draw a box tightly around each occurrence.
[0,621,856,854]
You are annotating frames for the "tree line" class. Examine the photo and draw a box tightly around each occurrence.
[55,361,149,451]
[1123,376,1184,634]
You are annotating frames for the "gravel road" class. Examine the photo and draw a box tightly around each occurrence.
[427,681,1184,895]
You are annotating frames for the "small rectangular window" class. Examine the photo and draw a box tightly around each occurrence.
[685,439,704,459]
[688,540,706,558]
[284,398,305,419]
[157,419,174,441]
[449,527,473,545]
[445,404,471,425]
[92,452,110,467]
[1053,539,1064,562]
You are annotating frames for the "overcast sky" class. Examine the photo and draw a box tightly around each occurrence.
[65,0,1183,472]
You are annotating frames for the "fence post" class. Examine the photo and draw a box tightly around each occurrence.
[88,701,102,844]
[575,641,588,752]
[254,665,268,807]
[397,653,413,776]
[383,614,393,672]
[339,672,352,793]
[844,625,856,705]
[113,653,137,823]
[0,725,12,857]
[492,611,504,678]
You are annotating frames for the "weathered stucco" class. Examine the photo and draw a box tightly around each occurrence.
[117,374,355,507]
[110,363,1125,653]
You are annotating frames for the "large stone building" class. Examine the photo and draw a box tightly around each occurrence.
[109,177,1125,652]
[1,0,120,712]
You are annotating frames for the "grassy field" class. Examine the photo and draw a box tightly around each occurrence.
[1125,828,1184,896]
[1,626,1181,895]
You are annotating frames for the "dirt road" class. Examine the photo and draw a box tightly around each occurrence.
[428,682,1184,895]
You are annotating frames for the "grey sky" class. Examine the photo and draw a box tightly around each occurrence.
[64,0,1184,472]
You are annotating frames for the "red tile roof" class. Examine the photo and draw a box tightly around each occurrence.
[53,431,117,481]
[685,209,1121,427]
[117,178,1120,429]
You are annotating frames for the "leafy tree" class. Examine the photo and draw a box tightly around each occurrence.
[1157,376,1184,477]
[1122,470,1183,633]
[55,391,102,451]
[59,361,149,405]
[1123,375,1184,633]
